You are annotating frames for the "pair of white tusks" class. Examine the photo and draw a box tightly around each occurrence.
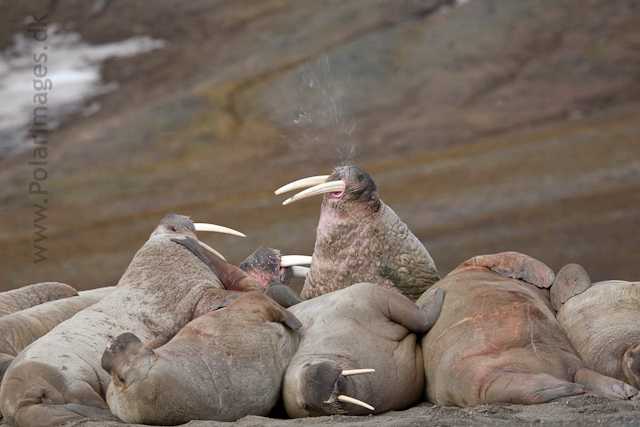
[333,369,376,411]
[275,175,345,205]
[193,222,246,261]
[281,255,312,278]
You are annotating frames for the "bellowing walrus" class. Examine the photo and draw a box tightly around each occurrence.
[553,264,640,389]
[418,252,639,407]
[0,287,114,384]
[275,165,440,301]
[0,214,249,427]
[283,282,444,417]
[0,282,77,316]
[102,291,301,424]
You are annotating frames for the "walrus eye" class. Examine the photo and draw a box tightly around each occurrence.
[117,374,125,383]
[171,226,177,232]
[303,404,309,410]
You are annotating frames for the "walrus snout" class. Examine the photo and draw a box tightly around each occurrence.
[300,361,375,416]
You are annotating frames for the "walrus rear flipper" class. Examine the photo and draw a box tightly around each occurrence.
[376,285,444,334]
[7,402,119,427]
[265,282,303,308]
[550,264,592,311]
[454,252,555,289]
[484,373,584,404]
[574,368,639,400]
[171,237,260,292]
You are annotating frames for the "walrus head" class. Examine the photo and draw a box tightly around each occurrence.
[622,343,640,389]
[101,333,157,390]
[295,360,375,416]
[152,213,245,261]
[275,165,440,301]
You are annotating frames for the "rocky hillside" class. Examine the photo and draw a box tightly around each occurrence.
[1,0,639,291]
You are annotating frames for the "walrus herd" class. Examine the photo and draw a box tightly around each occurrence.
[0,165,639,426]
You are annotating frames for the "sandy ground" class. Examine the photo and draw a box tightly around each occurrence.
[2,396,640,427]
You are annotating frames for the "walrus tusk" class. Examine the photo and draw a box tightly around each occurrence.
[341,369,375,376]
[193,223,246,238]
[280,256,313,267]
[337,395,374,411]
[282,181,345,205]
[291,266,310,278]
[198,241,226,261]
[275,175,330,195]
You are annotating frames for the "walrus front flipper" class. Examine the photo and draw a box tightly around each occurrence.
[265,282,303,308]
[375,285,444,334]
[484,373,585,404]
[574,368,639,400]
[550,264,592,311]
[171,237,260,292]
[454,252,555,289]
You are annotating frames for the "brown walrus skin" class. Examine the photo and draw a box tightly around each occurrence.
[418,252,639,407]
[553,264,640,390]
[0,282,77,316]
[300,166,440,301]
[101,291,301,424]
[283,282,444,417]
[0,214,252,427]
[0,287,114,385]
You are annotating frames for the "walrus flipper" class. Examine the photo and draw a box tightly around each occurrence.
[550,264,592,311]
[375,285,444,334]
[574,368,640,400]
[454,252,555,289]
[483,373,585,404]
[265,282,303,308]
[171,237,260,292]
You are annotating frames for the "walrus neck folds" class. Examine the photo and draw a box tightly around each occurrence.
[303,201,440,301]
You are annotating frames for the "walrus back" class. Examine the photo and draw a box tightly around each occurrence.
[421,270,584,406]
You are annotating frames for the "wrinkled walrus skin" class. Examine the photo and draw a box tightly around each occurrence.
[283,282,444,417]
[0,282,77,316]
[554,264,640,389]
[302,166,440,301]
[102,291,301,424]
[418,252,639,407]
[0,214,243,427]
[0,287,114,384]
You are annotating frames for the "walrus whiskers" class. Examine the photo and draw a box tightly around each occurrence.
[282,181,345,205]
[275,175,330,195]
[336,395,374,411]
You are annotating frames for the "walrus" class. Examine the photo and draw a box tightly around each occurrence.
[553,264,640,389]
[283,282,444,417]
[418,252,639,407]
[275,165,440,301]
[101,291,301,424]
[0,287,114,384]
[0,282,77,316]
[0,214,250,427]
[239,246,309,307]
